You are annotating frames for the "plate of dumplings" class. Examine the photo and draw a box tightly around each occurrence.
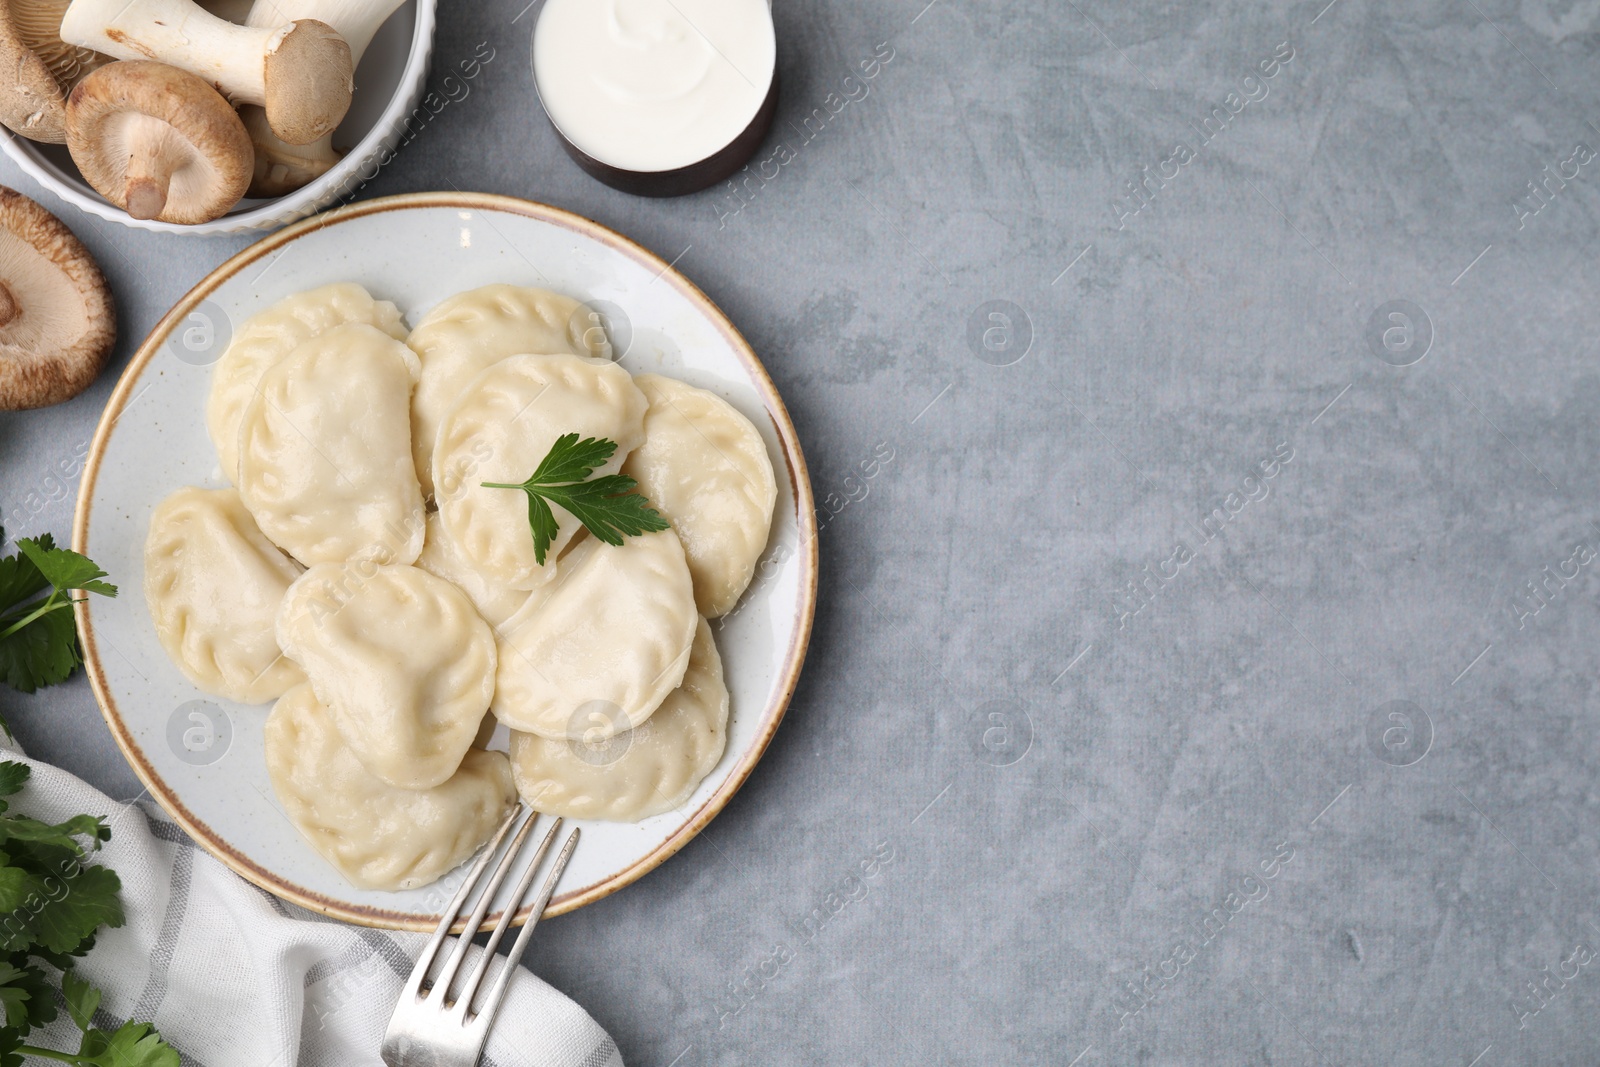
[73,192,818,929]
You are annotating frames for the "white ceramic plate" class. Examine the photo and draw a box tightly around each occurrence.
[73,193,817,929]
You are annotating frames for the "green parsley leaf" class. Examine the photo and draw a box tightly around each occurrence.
[61,969,100,1031]
[0,536,116,698]
[0,957,55,1033]
[521,494,560,568]
[0,539,48,619]
[74,1020,180,1067]
[0,964,31,1030]
[0,849,121,957]
[14,541,116,599]
[482,434,669,565]
[0,1023,22,1067]
[30,865,122,957]
[0,866,41,917]
[30,937,94,973]
[525,434,619,485]
[537,475,675,549]
[0,769,175,1066]
[1,812,109,854]
[0,608,79,694]
[0,764,29,805]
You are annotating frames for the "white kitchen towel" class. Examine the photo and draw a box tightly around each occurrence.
[0,741,622,1067]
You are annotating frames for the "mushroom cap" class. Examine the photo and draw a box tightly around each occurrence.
[14,0,109,88]
[0,185,115,411]
[262,20,353,145]
[66,61,252,224]
[0,0,72,142]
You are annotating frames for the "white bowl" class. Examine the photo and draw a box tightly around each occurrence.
[0,0,435,236]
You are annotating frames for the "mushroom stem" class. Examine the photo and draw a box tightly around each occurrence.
[239,0,401,193]
[103,113,208,219]
[122,122,188,219]
[245,0,404,65]
[241,105,340,197]
[60,0,353,144]
[0,283,18,328]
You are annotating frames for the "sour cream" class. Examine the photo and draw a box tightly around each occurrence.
[534,0,776,175]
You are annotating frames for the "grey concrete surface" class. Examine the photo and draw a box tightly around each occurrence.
[4,0,1600,1063]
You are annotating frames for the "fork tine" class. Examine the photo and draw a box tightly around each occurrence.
[399,805,523,1003]
[428,807,541,1004]
[466,827,580,1030]
[450,817,563,1018]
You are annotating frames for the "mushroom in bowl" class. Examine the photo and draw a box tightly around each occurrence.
[0,0,108,143]
[59,0,355,145]
[0,0,434,233]
[239,0,411,197]
[65,62,254,223]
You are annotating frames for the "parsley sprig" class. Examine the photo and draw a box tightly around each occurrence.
[482,434,669,565]
[0,534,173,1064]
[0,532,117,699]
[0,761,178,1067]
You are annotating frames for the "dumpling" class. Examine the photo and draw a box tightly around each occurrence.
[509,616,728,821]
[237,323,425,567]
[206,283,405,483]
[276,562,495,790]
[265,683,516,891]
[143,487,304,703]
[408,285,609,496]
[493,529,696,740]
[433,353,647,589]
[414,513,530,630]
[622,375,777,617]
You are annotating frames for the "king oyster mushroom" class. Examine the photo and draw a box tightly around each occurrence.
[240,0,406,195]
[0,186,115,411]
[60,0,353,144]
[66,61,253,223]
[239,105,340,196]
[0,0,108,142]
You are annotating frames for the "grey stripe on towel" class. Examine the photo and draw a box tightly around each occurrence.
[132,838,193,1022]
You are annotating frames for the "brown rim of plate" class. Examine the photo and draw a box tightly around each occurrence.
[71,191,819,933]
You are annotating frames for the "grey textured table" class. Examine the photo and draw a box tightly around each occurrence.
[4,0,1600,1063]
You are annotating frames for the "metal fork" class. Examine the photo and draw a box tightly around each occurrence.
[381,806,579,1067]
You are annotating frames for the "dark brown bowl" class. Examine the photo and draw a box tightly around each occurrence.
[544,72,779,199]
